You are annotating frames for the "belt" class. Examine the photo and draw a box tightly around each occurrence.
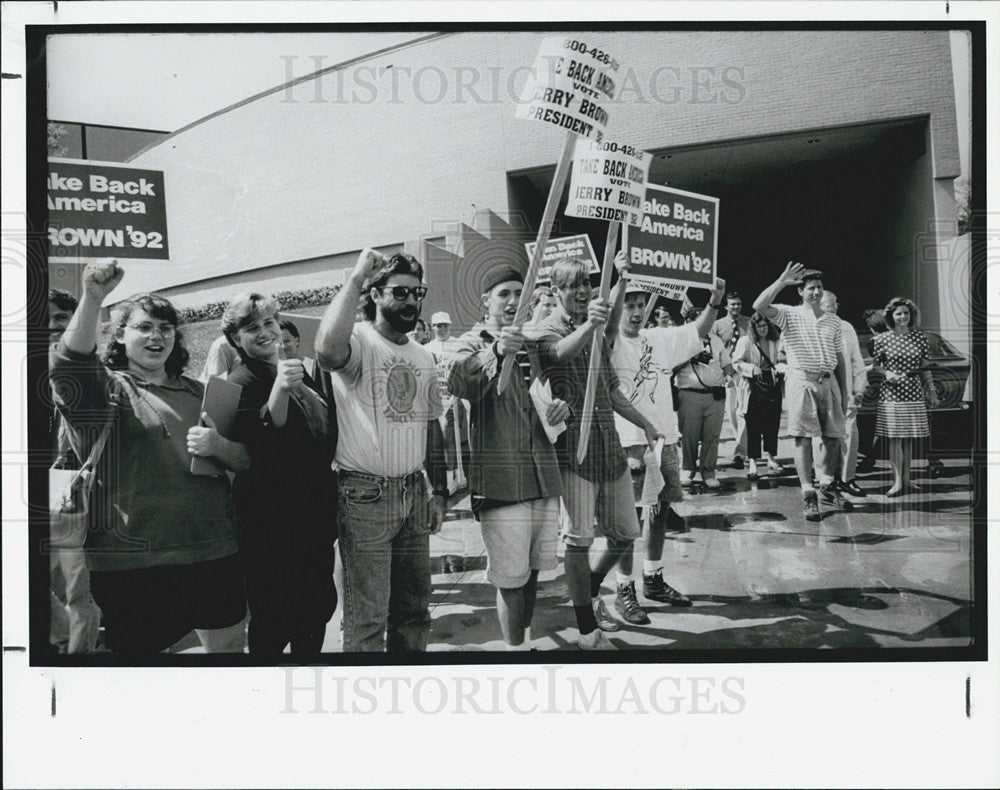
[678,387,714,394]
[337,468,425,487]
[789,368,833,381]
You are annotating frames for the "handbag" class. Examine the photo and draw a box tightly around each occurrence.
[48,379,120,551]
[751,341,783,402]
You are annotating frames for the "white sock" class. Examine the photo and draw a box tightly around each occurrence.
[643,560,662,576]
[616,571,632,586]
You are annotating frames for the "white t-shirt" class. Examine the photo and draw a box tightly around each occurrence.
[611,322,703,445]
[331,321,444,477]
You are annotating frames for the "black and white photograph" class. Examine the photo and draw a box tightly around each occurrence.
[3,2,996,787]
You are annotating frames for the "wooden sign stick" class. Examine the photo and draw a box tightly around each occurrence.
[575,220,620,465]
[640,291,658,327]
[496,131,577,395]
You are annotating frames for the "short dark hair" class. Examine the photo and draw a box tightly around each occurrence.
[279,319,299,339]
[48,288,78,312]
[104,293,189,376]
[863,308,887,333]
[220,292,282,358]
[883,297,919,329]
[798,269,824,288]
[724,291,741,303]
[363,253,424,321]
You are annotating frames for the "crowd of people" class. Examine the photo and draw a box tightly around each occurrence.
[46,250,941,655]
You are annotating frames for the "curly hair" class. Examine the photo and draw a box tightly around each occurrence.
[883,297,920,329]
[361,253,424,322]
[103,294,189,376]
[749,312,780,341]
[220,292,282,360]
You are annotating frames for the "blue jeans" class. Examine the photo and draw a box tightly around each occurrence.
[337,470,432,652]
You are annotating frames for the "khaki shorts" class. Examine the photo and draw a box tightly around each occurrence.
[625,442,684,505]
[479,497,560,589]
[559,467,642,548]
[785,371,844,439]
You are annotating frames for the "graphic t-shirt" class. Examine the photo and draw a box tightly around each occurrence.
[611,322,703,445]
[331,321,444,477]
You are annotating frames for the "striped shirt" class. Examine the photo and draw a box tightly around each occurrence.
[770,304,843,373]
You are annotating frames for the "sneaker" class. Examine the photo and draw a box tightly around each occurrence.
[702,476,721,490]
[747,458,758,479]
[819,483,852,511]
[803,490,820,521]
[766,457,785,472]
[732,456,745,470]
[642,570,693,606]
[592,597,621,632]
[614,581,651,625]
[679,469,694,486]
[578,629,618,650]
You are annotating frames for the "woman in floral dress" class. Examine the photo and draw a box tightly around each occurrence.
[871,297,939,496]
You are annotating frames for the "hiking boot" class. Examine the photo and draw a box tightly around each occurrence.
[819,483,852,511]
[803,490,820,521]
[642,570,693,607]
[614,581,651,625]
[592,597,621,632]
[578,629,618,650]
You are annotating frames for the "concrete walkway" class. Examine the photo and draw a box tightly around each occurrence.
[320,434,974,654]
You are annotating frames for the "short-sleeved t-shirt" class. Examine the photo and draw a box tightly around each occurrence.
[330,321,444,477]
[611,322,703,445]
[770,303,844,373]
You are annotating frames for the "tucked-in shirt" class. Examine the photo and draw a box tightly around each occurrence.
[448,324,562,504]
[529,307,627,482]
[674,333,731,389]
[49,342,239,572]
[329,321,443,477]
[611,323,703,445]
[839,318,869,395]
[770,303,844,373]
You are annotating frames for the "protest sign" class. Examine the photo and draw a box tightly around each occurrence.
[623,183,718,291]
[525,233,600,283]
[565,139,650,226]
[47,159,169,260]
[515,35,621,142]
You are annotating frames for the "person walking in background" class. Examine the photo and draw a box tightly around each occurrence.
[871,297,938,496]
[51,261,249,655]
[449,265,568,651]
[426,310,470,494]
[409,318,431,345]
[753,262,850,520]
[732,312,786,479]
[855,308,889,474]
[315,249,447,652]
[654,304,677,328]
[711,291,752,469]
[48,289,103,655]
[526,285,557,327]
[820,291,870,497]
[675,307,734,490]
[224,294,338,661]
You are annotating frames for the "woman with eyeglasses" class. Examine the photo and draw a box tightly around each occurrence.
[732,313,786,478]
[49,261,249,656]
[223,293,338,661]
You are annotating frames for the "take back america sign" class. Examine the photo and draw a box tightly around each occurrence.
[47,159,169,260]
[623,183,718,292]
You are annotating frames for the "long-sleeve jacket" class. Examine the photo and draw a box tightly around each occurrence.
[49,342,238,572]
[447,324,562,504]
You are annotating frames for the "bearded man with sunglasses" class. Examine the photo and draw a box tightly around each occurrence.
[315,249,447,652]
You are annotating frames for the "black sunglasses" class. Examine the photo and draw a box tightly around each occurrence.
[376,285,428,301]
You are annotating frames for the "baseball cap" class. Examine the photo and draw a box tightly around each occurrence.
[431,311,451,325]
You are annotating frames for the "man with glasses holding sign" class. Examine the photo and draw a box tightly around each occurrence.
[315,250,447,652]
